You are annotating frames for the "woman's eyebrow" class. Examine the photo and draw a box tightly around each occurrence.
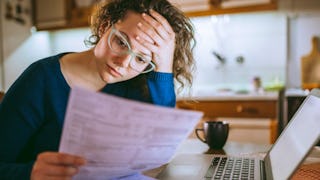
[118,30,132,46]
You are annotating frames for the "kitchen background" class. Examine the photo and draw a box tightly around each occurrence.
[0,0,320,95]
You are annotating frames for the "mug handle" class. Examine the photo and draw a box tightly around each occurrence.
[195,128,206,143]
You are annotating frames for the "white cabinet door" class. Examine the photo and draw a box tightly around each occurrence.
[34,0,67,30]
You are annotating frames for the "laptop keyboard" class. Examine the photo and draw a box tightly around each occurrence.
[205,156,255,180]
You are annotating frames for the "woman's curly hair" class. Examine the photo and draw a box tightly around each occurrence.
[86,0,196,93]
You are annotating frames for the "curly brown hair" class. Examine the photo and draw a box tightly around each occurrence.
[86,0,196,93]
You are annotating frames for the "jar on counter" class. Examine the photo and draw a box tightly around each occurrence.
[252,76,264,93]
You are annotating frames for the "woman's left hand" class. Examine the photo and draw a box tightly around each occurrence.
[137,9,175,73]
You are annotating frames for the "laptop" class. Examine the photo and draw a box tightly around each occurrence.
[158,88,320,180]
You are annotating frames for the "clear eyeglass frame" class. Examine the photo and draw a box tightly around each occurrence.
[107,25,155,73]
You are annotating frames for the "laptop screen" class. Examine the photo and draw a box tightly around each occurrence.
[266,89,320,179]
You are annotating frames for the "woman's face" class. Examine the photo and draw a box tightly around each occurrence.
[94,11,153,84]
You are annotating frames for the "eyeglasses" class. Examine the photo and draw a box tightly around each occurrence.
[107,25,155,73]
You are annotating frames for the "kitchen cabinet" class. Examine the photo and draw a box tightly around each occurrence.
[169,0,277,17]
[278,0,320,13]
[33,0,68,30]
[32,0,96,30]
[177,98,278,144]
[177,100,277,118]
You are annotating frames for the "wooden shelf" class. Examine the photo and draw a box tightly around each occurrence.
[185,1,277,17]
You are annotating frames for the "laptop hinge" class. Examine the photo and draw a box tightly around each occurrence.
[260,160,267,180]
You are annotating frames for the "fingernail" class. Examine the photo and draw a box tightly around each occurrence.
[137,22,142,27]
[76,158,86,165]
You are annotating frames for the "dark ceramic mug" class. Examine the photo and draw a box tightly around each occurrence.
[195,121,229,149]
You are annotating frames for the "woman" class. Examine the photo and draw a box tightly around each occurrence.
[0,0,195,179]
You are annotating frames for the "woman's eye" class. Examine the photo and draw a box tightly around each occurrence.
[136,57,147,64]
[115,36,127,48]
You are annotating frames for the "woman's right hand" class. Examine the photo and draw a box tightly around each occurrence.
[31,152,86,180]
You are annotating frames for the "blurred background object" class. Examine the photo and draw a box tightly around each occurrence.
[300,36,320,90]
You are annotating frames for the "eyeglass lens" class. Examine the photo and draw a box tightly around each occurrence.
[108,29,154,73]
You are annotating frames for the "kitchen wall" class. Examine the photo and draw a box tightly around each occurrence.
[3,32,51,90]
[49,28,91,54]
[0,28,91,92]
[1,1,320,94]
[0,0,33,91]
[189,12,287,95]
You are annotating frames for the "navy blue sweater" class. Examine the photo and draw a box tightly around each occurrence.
[0,53,176,179]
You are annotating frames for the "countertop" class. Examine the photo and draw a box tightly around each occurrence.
[177,91,279,101]
[285,88,310,97]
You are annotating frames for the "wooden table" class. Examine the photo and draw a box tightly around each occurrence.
[175,138,270,156]
[144,138,320,179]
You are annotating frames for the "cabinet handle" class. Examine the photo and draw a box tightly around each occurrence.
[236,105,258,114]
[236,105,243,112]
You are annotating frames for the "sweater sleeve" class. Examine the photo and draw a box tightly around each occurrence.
[0,163,34,180]
[147,71,176,107]
[0,62,46,180]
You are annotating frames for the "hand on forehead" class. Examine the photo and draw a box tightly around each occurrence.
[115,11,154,47]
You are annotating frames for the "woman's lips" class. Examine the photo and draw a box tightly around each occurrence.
[106,64,122,77]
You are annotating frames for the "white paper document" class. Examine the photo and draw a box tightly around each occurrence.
[59,87,203,180]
